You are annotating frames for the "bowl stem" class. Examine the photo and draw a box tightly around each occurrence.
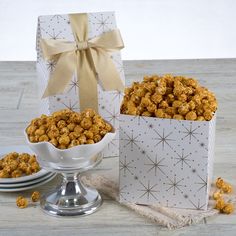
[40,172,102,217]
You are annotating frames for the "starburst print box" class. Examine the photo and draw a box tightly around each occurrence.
[119,75,217,210]
[36,12,125,157]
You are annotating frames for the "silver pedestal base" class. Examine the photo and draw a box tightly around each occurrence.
[40,174,102,217]
[40,154,104,217]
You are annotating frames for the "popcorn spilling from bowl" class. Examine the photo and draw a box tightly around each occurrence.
[26,109,113,149]
[121,74,217,121]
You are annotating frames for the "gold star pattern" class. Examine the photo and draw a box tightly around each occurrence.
[119,156,134,176]
[91,13,112,32]
[120,128,140,151]
[67,77,79,94]
[119,185,128,200]
[131,115,148,125]
[189,198,206,210]
[50,15,67,23]
[174,150,192,168]
[138,181,158,200]
[46,60,57,73]
[60,99,79,111]
[195,175,208,193]
[152,129,175,150]
[180,124,200,142]
[144,155,167,176]
[46,28,62,40]
[104,108,119,126]
[164,176,185,195]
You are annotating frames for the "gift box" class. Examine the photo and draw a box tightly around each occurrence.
[36,12,125,157]
[119,114,216,210]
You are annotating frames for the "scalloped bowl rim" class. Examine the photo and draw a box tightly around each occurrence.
[24,125,116,153]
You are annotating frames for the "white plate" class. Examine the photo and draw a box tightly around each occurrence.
[0,173,57,192]
[0,172,55,188]
[0,145,50,183]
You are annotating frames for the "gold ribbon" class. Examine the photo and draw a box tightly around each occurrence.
[40,13,124,112]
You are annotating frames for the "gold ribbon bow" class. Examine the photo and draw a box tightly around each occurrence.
[40,13,124,112]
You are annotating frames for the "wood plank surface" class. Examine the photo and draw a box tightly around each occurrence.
[0,59,235,236]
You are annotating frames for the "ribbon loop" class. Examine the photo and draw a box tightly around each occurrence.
[40,13,124,112]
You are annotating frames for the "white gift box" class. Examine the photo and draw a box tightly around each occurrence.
[119,114,216,210]
[36,12,125,157]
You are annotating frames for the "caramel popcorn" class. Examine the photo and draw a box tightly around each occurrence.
[222,203,234,214]
[11,169,23,178]
[27,108,113,149]
[213,177,235,215]
[213,191,222,200]
[0,169,10,178]
[215,198,225,210]
[216,177,224,188]
[185,111,197,121]
[172,114,183,120]
[0,152,41,178]
[215,177,233,193]
[31,191,40,202]
[221,183,233,193]
[16,196,28,209]
[121,74,217,121]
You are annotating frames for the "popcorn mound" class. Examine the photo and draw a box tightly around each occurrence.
[0,152,40,178]
[26,108,113,149]
[121,74,217,121]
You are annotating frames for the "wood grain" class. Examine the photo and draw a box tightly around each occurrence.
[0,59,235,236]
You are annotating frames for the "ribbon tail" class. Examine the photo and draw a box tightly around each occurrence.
[77,50,99,112]
[90,48,124,92]
[42,51,77,98]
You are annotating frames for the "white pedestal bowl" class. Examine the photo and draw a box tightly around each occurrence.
[24,127,116,217]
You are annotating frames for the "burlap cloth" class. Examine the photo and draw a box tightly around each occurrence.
[82,174,235,230]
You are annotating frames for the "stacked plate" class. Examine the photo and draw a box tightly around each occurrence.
[0,145,56,192]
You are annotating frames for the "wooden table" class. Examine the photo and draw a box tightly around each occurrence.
[0,59,235,236]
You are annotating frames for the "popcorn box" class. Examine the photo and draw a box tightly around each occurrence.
[119,114,216,210]
[36,12,125,157]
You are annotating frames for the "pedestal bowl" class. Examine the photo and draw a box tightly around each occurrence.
[24,126,116,217]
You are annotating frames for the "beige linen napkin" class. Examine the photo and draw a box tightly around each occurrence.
[82,174,235,229]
